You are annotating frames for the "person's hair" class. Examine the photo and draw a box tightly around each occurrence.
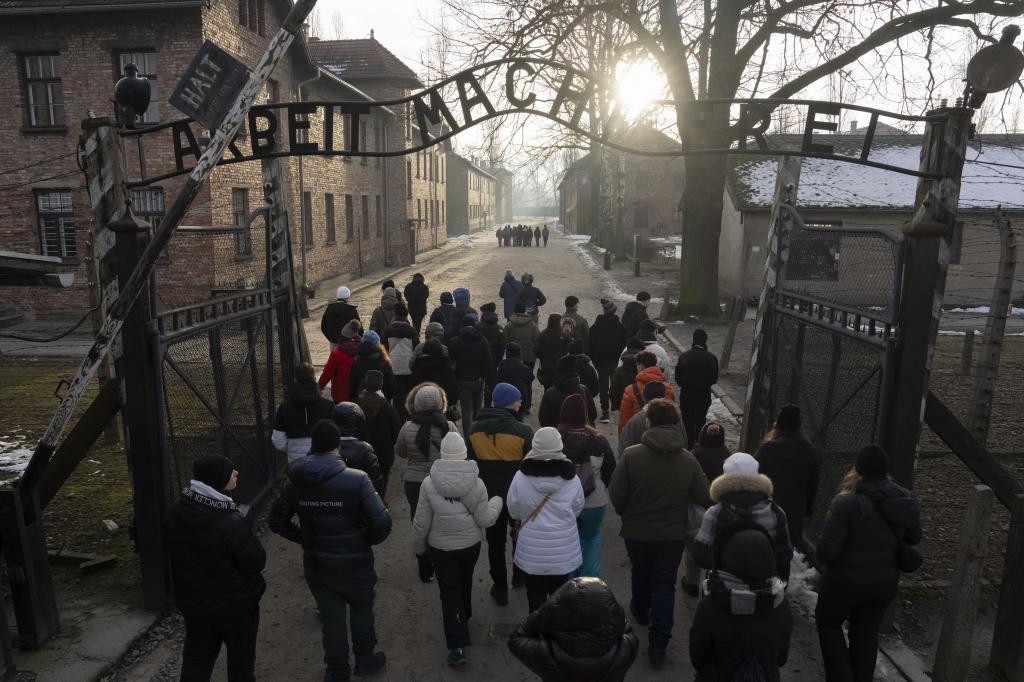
[634,350,657,369]
[761,423,810,444]
[644,398,680,427]
[295,362,316,382]
[558,421,599,437]
[837,468,861,497]
[637,291,651,301]
[543,313,562,334]
[376,343,393,368]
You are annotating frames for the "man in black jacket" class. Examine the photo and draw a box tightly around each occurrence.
[621,291,651,340]
[272,363,335,463]
[448,316,496,433]
[270,420,392,681]
[674,328,719,448]
[164,455,266,681]
[590,299,628,423]
[403,273,430,335]
[321,286,360,349]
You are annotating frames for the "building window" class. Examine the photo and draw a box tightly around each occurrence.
[238,0,264,35]
[132,188,167,261]
[361,195,369,236]
[345,194,354,241]
[36,189,75,258]
[375,195,382,236]
[302,192,313,248]
[117,51,158,123]
[232,188,251,255]
[325,193,336,244]
[407,161,413,198]
[23,54,65,128]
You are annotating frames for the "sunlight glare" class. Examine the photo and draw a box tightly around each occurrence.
[614,61,664,120]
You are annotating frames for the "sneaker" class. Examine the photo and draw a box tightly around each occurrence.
[490,584,509,607]
[598,413,610,424]
[649,647,666,668]
[682,580,700,598]
[447,647,467,667]
[629,601,650,626]
[354,651,385,675]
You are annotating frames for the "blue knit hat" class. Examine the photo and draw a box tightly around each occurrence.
[362,330,381,345]
[492,383,522,409]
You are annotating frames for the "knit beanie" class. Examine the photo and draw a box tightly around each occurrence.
[413,384,444,412]
[362,330,381,346]
[336,286,351,300]
[341,319,361,339]
[601,298,617,315]
[558,394,587,428]
[492,382,522,409]
[425,321,445,341]
[481,302,497,313]
[361,370,384,393]
[441,291,454,304]
[777,404,802,432]
[856,444,889,478]
[723,452,759,475]
[381,279,396,291]
[460,313,478,327]
[641,381,667,402]
[439,432,468,460]
[693,328,708,346]
[637,291,651,302]
[699,422,725,448]
[505,342,521,358]
[310,420,341,454]
[556,355,577,374]
[527,427,565,461]
[423,338,446,357]
[565,295,579,309]
[193,455,234,490]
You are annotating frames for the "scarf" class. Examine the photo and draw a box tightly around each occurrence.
[409,410,447,459]
[704,570,786,615]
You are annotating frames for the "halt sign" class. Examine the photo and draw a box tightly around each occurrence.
[170,41,249,129]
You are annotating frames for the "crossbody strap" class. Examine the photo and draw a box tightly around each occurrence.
[524,493,553,526]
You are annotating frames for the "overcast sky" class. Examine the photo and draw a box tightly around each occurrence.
[309,1,441,70]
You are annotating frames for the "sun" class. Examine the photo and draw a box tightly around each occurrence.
[614,60,665,120]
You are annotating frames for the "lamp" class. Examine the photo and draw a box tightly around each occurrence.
[114,63,152,129]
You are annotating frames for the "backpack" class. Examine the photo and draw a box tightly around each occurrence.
[711,518,777,572]
[575,459,596,496]
[731,653,771,682]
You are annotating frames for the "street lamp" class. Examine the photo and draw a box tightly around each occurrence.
[114,63,152,129]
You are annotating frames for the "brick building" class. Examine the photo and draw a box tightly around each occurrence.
[446,153,496,236]
[489,166,515,223]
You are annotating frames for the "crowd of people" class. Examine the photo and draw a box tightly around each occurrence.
[163,256,923,682]
[497,223,550,247]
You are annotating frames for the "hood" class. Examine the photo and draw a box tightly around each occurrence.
[520,458,576,493]
[639,425,687,454]
[509,313,535,327]
[710,472,774,504]
[413,351,452,372]
[542,579,628,659]
[357,390,387,418]
[559,428,603,464]
[553,372,582,394]
[706,571,787,616]
[287,452,346,487]
[337,338,361,356]
[175,488,237,528]
[635,366,667,384]
[291,380,320,407]
[453,288,471,307]
[380,289,398,309]
[858,478,920,529]
[330,300,358,314]
[503,271,518,284]
[456,325,483,341]
[470,406,521,434]
[424,322,445,342]
[429,459,480,498]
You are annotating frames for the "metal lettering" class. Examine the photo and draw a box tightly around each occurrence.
[455,72,496,125]
[802,103,840,155]
[413,88,460,146]
[550,68,595,127]
[287,103,317,153]
[248,106,277,156]
[505,60,536,109]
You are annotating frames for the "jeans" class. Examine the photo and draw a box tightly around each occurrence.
[595,361,617,414]
[429,543,480,649]
[484,498,522,589]
[180,608,259,681]
[816,578,898,682]
[525,573,569,612]
[305,569,378,680]
[624,539,685,651]
[572,506,606,578]
[680,396,712,448]
[458,378,483,434]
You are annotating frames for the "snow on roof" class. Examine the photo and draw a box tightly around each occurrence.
[730,134,1024,211]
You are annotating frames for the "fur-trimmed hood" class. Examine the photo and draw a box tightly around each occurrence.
[710,472,774,504]
[520,457,576,480]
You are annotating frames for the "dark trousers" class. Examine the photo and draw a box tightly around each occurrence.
[595,361,617,414]
[624,539,685,651]
[305,569,377,680]
[543,236,549,246]
[405,480,434,578]
[458,378,483,434]
[680,396,712,448]
[484,500,522,589]
[429,543,481,649]
[523,360,536,413]
[525,573,569,612]
[180,608,259,682]
[816,578,898,682]
[411,312,426,336]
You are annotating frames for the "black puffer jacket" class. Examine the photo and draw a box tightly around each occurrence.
[563,352,599,397]
[589,313,627,364]
[560,428,615,490]
[496,358,535,403]
[477,311,506,371]
[410,351,460,406]
[754,433,820,549]
[269,454,391,584]
[164,488,266,620]
[356,391,403,474]
[448,325,496,385]
[338,439,385,495]
[536,331,568,387]
[516,285,547,314]
[816,477,922,586]
[320,301,360,344]
[508,578,639,682]
[273,380,335,440]
[348,342,396,401]
[403,278,429,318]
[693,444,731,482]
[538,372,597,428]
[620,301,649,340]
[609,350,639,410]
[674,345,720,407]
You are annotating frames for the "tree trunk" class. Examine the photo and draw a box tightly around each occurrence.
[677,154,727,316]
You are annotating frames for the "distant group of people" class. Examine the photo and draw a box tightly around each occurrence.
[162,244,923,682]
[498,223,549,247]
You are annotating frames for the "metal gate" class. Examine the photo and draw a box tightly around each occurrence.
[759,203,905,534]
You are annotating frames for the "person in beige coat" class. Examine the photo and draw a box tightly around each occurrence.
[413,432,502,667]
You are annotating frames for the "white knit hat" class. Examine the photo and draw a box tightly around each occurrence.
[336,286,351,300]
[439,432,467,460]
[526,427,566,461]
[723,452,759,475]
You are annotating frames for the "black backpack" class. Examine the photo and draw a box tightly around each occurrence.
[731,654,771,682]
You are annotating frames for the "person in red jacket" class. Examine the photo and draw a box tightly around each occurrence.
[617,351,676,433]
[319,319,362,403]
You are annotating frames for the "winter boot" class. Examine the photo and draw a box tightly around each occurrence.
[416,553,434,583]
[354,652,386,676]
[489,584,509,607]
[447,648,467,667]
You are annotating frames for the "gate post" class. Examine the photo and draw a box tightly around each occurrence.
[261,157,300,388]
[883,106,972,488]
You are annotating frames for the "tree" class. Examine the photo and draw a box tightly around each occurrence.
[436,0,1023,314]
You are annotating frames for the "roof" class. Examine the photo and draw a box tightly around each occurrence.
[556,154,591,189]
[308,38,421,87]
[449,153,496,180]
[0,250,76,287]
[729,133,1024,211]
[0,0,206,13]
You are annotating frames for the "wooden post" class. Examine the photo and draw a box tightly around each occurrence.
[934,484,994,682]
[261,157,299,387]
[962,330,975,375]
[720,295,745,372]
[992,494,1024,680]
[971,210,1015,444]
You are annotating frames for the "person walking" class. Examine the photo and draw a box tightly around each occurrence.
[637,320,671,376]
[693,422,731,482]
[414,321,448,356]
[410,338,460,408]
[516,273,547,316]
[403,273,430,335]
[674,328,720,448]
[617,351,675,433]
[621,291,651,340]
[272,363,335,463]
[590,299,627,424]
[369,286,399,336]
[755,404,821,555]
[413,431,503,668]
[558,395,615,578]
[541,224,550,247]
[331,402,385,495]
[321,286,360,350]
[451,287,478,330]
[689,526,793,682]
[467,383,533,606]
[536,313,568,391]
[355,371,403,495]
[562,338,599,398]
[318,320,363,403]
[395,382,459,583]
[504,301,541,374]
[448,316,496,433]
[538,356,598,428]
[534,225,542,247]
[384,302,419,416]
[496,342,535,417]
[165,455,265,682]
[507,427,585,612]
[562,296,590,348]
[429,292,458,341]
[608,398,711,667]
[476,302,506,395]
[508,577,638,682]
[269,420,391,681]
[617,381,680,456]
[610,338,645,415]
[816,445,921,682]
[348,332,396,403]
[499,270,523,320]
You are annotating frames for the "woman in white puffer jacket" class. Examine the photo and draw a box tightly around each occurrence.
[507,427,585,612]
[413,432,502,668]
